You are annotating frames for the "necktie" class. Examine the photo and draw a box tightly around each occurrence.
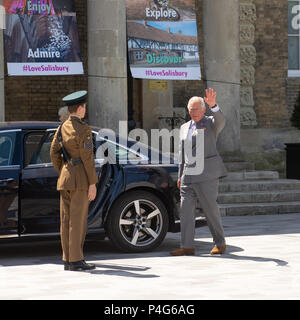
[188,122,195,140]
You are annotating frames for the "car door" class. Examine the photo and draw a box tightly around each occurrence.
[0,129,21,238]
[20,130,60,234]
[20,129,113,235]
[80,131,115,229]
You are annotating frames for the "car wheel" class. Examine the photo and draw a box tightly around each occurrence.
[106,190,169,253]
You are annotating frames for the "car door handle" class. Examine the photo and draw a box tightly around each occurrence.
[0,178,15,187]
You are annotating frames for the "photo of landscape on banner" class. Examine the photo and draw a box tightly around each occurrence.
[126,0,201,80]
[3,0,84,76]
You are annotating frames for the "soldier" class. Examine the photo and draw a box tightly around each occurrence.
[50,90,98,271]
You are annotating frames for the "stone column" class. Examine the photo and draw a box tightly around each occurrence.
[240,1,257,128]
[87,0,127,132]
[0,1,5,122]
[203,0,241,154]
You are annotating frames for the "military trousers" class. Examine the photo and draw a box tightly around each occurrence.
[60,190,89,262]
[180,178,226,249]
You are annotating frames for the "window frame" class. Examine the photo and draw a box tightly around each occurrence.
[135,51,143,61]
[24,128,149,168]
[288,0,300,77]
[93,131,149,165]
[0,129,21,168]
[23,130,50,168]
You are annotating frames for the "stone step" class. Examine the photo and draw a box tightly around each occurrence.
[224,161,255,172]
[219,179,300,192]
[221,170,279,181]
[219,201,300,216]
[218,190,300,204]
[221,152,246,163]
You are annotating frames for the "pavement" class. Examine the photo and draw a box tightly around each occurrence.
[0,213,300,300]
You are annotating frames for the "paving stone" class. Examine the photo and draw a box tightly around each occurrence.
[0,214,299,300]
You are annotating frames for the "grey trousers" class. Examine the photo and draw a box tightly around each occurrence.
[180,178,225,248]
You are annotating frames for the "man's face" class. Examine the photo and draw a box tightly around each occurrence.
[188,101,206,123]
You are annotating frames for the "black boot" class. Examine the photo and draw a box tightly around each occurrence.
[69,260,96,271]
[64,261,70,271]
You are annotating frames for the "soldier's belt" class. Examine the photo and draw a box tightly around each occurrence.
[69,158,82,165]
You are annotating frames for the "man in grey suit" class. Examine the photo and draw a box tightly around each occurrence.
[171,88,228,256]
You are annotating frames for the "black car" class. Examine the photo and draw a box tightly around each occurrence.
[0,122,204,252]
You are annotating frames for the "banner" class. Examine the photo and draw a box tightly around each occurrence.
[3,0,84,76]
[126,0,201,80]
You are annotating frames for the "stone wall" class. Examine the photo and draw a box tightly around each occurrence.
[4,0,87,122]
[239,0,300,177]
[173,0,290,130]
[253,0,289,128]
[2,0,297,135]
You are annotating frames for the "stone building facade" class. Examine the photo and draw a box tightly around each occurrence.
[174,0,291,129]
[1,0,300,175]
[173,0,300,175]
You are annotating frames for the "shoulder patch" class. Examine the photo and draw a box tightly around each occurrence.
[82,127,94,151]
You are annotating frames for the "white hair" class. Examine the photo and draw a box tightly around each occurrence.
[58,106,70,122]
[187,96,205,110]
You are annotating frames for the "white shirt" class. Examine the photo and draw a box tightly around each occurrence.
[187,104,220,140]
[187,120,196,140]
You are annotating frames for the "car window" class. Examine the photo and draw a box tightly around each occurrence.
[35,133,54,164]
[25,132,56,166]
[95,137,142,162]
[24,132,47,166]
[0,131,17,166]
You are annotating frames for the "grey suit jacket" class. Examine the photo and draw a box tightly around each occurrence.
[178,108,228,184]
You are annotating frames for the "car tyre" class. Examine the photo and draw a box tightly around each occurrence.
[106,190,169,253]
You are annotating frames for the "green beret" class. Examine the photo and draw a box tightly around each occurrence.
[62,90,88,106]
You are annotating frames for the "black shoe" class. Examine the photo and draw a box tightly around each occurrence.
[69,260,96,271]
[64,261,70,271]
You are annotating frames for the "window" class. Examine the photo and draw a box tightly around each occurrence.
[0,131,17,166]
[95,139,143,163]
[135,51,143,61]
[24,132,54,166]
[35,133,54,164]
[289,0,300,76]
